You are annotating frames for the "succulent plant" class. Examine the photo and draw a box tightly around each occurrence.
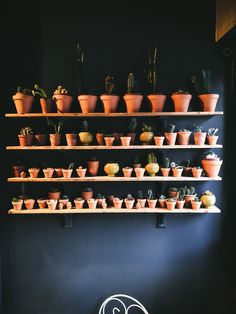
[178,187,185,201]
[207,128,218,136]
[126,193,134,200]
[53,86,69,95]
[194,125,204,133]
[147,189,154,199]
[137,190,144,199]
[47,118,65,134]
[191,69,212,94]
[32,84,48,98]
[167,124,176,133]
[147,47,158,94]
[68,163,74,170]
[96,193,105,199]
[193,196,200,202]
[12,197,19,202]
[184,186,195,195]
[16,86,32,95]
[19,127,34,135]
[178,128,191,132]
[104,76,116,95]
[147,153,157,163]
[203,151,219,160]
[159,194,166,199]
[83,187,93,192]
[61,195,69,199]
[141,123,153,132]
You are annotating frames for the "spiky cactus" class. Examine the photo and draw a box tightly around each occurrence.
[147,153,157,163]
[127,73,137,93]
[163,157,170,168]
[147,47,158,94]
[191,69,212,94]
[105,76,115,95]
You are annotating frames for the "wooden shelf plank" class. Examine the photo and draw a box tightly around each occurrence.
[7,176,222,182]
[6,144,223,150]
[8,206,221,214]
[5,111,224,118]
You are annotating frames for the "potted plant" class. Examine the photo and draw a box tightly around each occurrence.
[76,166,87,178]
[166,198,176,210]
[59,194,70,207]
[54,168,63,177]
[104,134,115,146]
[87,156,99,176]
[164,124,177,145]
[34,127,47,146]
[47,199,58,210]
[176,188,185,209]
[136,190,146,208]
[113,197,123,209]
[145,153,159,176]
[120,136,131,146]
[147,189,157,208]
[37,197,47,209]
[122,166,133,177]
[200,190,216,208]
[126,118,138,145]
[191,166,203,178]
[53,85,73,113]
[66,132,78,146]
[24,198,35,210]
[201,151,222,177]
[12,161,26,177]
[12,86,34,114]
[134,167,145,179]
[168,187,179,198]
[154,133,165,146]
[171,164,183,177]
[96,193,107,208]
[74,197,85,209]
[183,159,192,177]
[113,132,124,145]
[158,194,166,208]
[96,129,105,145]
[87,198,98,210]
[48,188,61,200]
[47,119,65,146]
[18,127,34,146]
[160,157,171,176]
[177,128,192,145]
[28,167,40,178]
[78,120,93,145]
[43,167,54,178]
[104,162,120,177]
[139,123,154,145]
[80,187,93,201]
[100,75,119,113]
[183,185,196,208]
[191,69,219,112]
[32,84,52,113]
[146,47,166,112]
[191,196,202,210]
[12,197,23,211]
[207,128,219,145]
[123,73,143,113]
[132,156,141,169]
[171,90,192,112]
[62,163,74,178]
[193,125,206,145]
[124,193,135,209]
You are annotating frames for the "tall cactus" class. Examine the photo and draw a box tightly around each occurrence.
[127,73,135,93]
[147,47,158,94]
[76,42,85,94]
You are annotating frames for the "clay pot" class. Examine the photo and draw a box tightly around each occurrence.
[145,163,159,176]
[198,94,219,112]
[18,134,34,146]
[126,132,136,145]
[194,132,207,145]
[123,94,143,113]
[28,168,40,178]
[78,95,97,113]
[37,198,47,209]
[191,200,202,210]
[137,199,146,208]
[147,94,166,112]
[96,133,105,145]
[164,132,177,145]
[166,200,176,210]
[124,198,135,209]
[59,198,69,207]
[40,98,52,113]
[43,168,54,178]
[97,198,107,208]
[147,199,157,209]
[107,195,115,207]
[158,198,166,208]
[24,199,35,210]
[172,167,183,177]
[49,134,61,146]
[139,132,154,145]
[176,200,185,209]
[48,191,61,200]
[154,136,165,146]
[78,132,93,145]
[76,168,87,178]
[183,167,192,177]
[74,199,85,209]
[100,95,119,113]
[104,137,115,146]
[207,135,218,145]
[87,199,98,209]
[81,191,93,201]
[62,169,73,178]
[120,136,131,146]
[122,167,133,177]
[177,131,192,145]
[134,167,145,179]
[104,163,119,176]
[13,165,26,177]
[113,198,123,209]
[202,159,222,177]
[87,161,99,176]
[184,194,196,208]
[171,93,192,112]
[54,168,63,177]
[12,200,23,211]
[53,94,73,113]
[113,133,124,145]
[47,199,57,210]
[66,134,77,146]
[161,167,170,177]
[35,134,47,146]
[191,167,203,178]
[13,93,34,114]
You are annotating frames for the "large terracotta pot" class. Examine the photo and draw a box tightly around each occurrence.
[177,131,191,145]
[123,94,143,113]
[171,93,192,112]
[147,94,166,112]
[81,191,93,201]
[53,94,73,113]
[40,98,52,113]
[49,134,61,146]
[198,94,219,112]
[87,161,99,176]
[13,93,34,114]
[18,134,34,146]
[78,95,97,113]
[194,132,206,145]
[66,133,77,146]
[100,95,119,113]
[164,132,177,145]
[202,159,222,177]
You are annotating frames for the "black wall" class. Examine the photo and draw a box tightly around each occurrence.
[1,1,232,313]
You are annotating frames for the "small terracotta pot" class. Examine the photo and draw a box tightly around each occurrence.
[76,168,87,178]
[171,93,192,112]
[198,94,219,112]
[24,199,35,210]
[74,199,85,209]
[147,94,166,112]
[100,95,119,113]
[43,168,54,178]
[134,167,145,179]
[126,132,136,145]
[184,194,196,208]
[164,133,177,145]
[177,132,192,145]
[172,168,183,177]
[87,161,99,176]
[147,199,157,209]
[183,167,192,177]
[54,168,63,177]
[161,167,170,177]
[191,167,203,178]
[40,98,52,113]
[120,136,131,146]
[96,133,105,145]
[207,135,218,145]
[123,94,143,113]
[66,134,77,146]
[53,94,73,113]
[113,198,123,209]
[104,137,115,146]
[202,159,222,177]
[13,93,34,114]
[97,198,106,208]
[48,191,61,200]
[78,132,93,145]
[81,191,93,201]
[166,200,176,210]
[59,198,69,207]
[12,200,23,211]
[137,199,146,208]
[37,199,47,209]
[124,198,135,209]
[47,199,57,210]
[78,95,97,113]
[176,200,185,209]
[194,132,207,145]
[104,163,119,177]
[107,195,115,207]
[34,134,47,146]
[87,199,98,209]
[113,133,124,145]
[154,136,165,146]
[49,134,61,146]
[18,134,34,146]
[122,167,133,177]
[28,168,40,178]
[158,199,166,208]
[62,169,73,178]
[191,200,202,210]
[13,165,26,177]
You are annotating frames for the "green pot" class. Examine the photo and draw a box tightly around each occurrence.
[104,163,120,177]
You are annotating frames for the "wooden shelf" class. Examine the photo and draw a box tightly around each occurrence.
[6,144,223,150]
[5,111,224,118]
[8,206,221,214]
[7,176,222,182]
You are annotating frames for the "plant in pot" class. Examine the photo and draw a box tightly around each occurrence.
[154,132,165,146]
[104,133,115,146]
[134,166,145,179]
[200,190,216,208]
[32,84,52,113]
[160,157,171,177]
[183,159,192,177]
[100,75,119,113]
[201,151,222,177]
[191,166,203,178]
[18,127,34,146]
[24,198,35,210]
[53,85,73,113]
[168,187,179,198]
[104,161,120,177]
[87,156,99,176]
[76,165,87,178]
[166,197,176,210]
[37,197,48,209]
[171,163,183,177]
[158,194,166,208]
[78,120,93,145]
[12,86,34,114]
[193,125,206,145]
[59,194,70,207]
[113,197,123,209]
[12,197,23,211]
[122,166,133,178]
[87,198,98,210]
[96,129,106,146]
[171,90,192,112]
[132,156,141,169]
[146,47,166,112]
[177,128,192,145]
[48,188,61,200]
[43,167,54,178]
[136,190,146,208]
[113,131,124,146]
[124,193,135,209]
[126,118,138,145]
[47,199,58,210]
[96,193,107,208]
[145,153,159,176]
[139,123,154,145]
[74,197,85,209]
[207,128,219,145]
[62,163,74,178]
[47,118,65,146]
[191,196,202,210]
[34,127,47,146]
[123,73,143,113]
[183,185,196,208]
[176,187,185,209]
[191,69,219,112]
[147,189,157,208]
[66,131,78,146]
[81,187,93,200]
[13,161,26,177]
[164,124,177,145]
[28,167,40,178]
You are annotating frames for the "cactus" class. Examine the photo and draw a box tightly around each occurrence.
[194,125,204,133]
[179,128,190,132]
[191,69,212,94]
[147,153,157,163]
[128,118,137,132]
[12,197,19,202]
[127,73,137,93]
[47,118,65,134]
[76,42,85,94]
[147,47,158,94]
[83,187,93,192]
[178,187,185,201]
[159,194,166,199]
[138,190,143,199]
[193,196,199,202]
[147,189,154,199]
[105,76,115,95]
[82,120,88,132]
[126,193,133,200]
[32,84,48,98]
[190,186,195,195]
[141,123,153,132]
[68,163,74,170]
[163,157,170,168]
[19,127,33,135]
[53,86,69,95]
[207,128,218,136]
[184,160,190,167]
[167,124,176,133]
[96,193,105,199]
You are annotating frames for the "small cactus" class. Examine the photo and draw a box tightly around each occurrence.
[147,153,157,163]
[138,190,143,199]
[168,124,176,133]
[190,186,195,195]
[128,118,137,132]
[127,73,137,93]
[142,123,153,132]
[19,127,34,135]
[147,189,153,200]
[105,76,115,95]
[82,120,88,132]
[163,157,170,168]
[191,69,212,94]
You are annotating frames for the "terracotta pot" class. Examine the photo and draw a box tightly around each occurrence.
[183,167,192,177]
[134,167,145,179]
[202,159,222,177]
[176,200,185,209]
[28,168,40,178]
[43,168,54,178]
[66,134,77,146]
[87,161,99,176]
[48,191,61,200]
[147,199,157,208]
[78,95,97,113]
[47,199,57,210]
[54,168,63,177]
[87,199,98,209]
[164,132,177,145]
[76,168,87,178]
[139,132,154,145]
[161,167,170,177]
[104,137,115,146]
[154,136,165,146]
[191,167,203,178]
[13,165,26,177]
[147,94,166,112]
[104,163,119,176]
[172,168,183,177]
[113,198,123,209]
[194,132,206,145]
[37,199,47,209]
[171,93,192,112]
[53,94,73,113]
[122,167,133,177]
[107,195,115,207]
[191,200,202,210]
[78,132,93,145]
[177,131,192,145]
[40,98,52,113]
[100,94,119,113]
[74,199,85,209]
[126,132,136,145]
[13,93,34,114]
[34,134,47,146]
[18,134,34,146]
[96,133,105,145]
[124,198,135,209]
[145,163,159,176]
[137,199,146,208]
[113,133,124,145]
[198,94,219,112]
[166,200,176,210]
[207,135,218,145]
[81,191,93,201]
[158,199,166,208]
[123,94,143,113]
[184,194,196,208]
[12,200,23,211]
[59,198,69,207]
[24,199,35,210]
[49,134,61,146]
[120,136,131,146]
[62,169,73,178]
[97,198,106,208]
